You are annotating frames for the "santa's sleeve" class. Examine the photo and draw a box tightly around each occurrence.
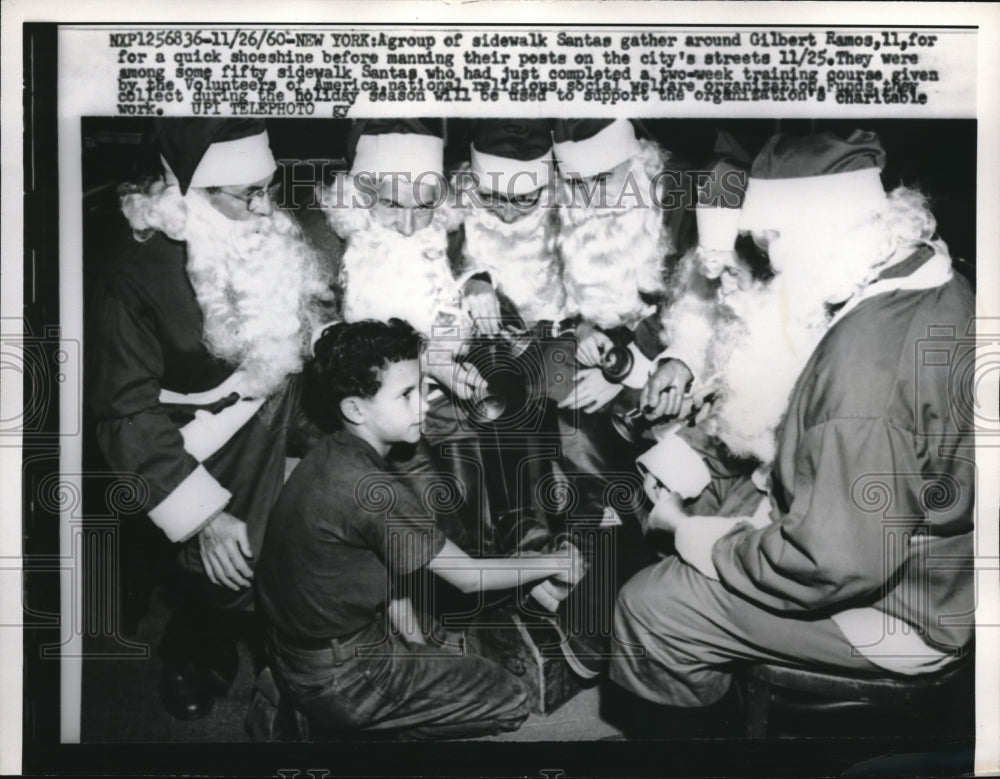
[680,418,927,611]
[88,278,231,543]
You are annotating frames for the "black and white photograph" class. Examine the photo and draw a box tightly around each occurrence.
[3,4,999,778]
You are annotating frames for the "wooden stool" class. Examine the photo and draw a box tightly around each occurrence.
[740,656,972,739]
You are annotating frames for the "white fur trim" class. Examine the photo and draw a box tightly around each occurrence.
[147,465,232,542]
[635,432,712,500]
[674,516,746,580]
[179,398,266,462]
[351,132,444,178]
[186,131,276,189]
[830,252,954,329]
[159,371,248,406]
[696,207,742,252]
[740,168,886,234]
[553,119,641,179]
[470,146,552,196]
[830,608,954,675]
[622,342,656,390]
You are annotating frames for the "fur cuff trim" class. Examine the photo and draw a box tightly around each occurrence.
[148,465,231,542]
[675,515,749,580]
[180,398,265,462]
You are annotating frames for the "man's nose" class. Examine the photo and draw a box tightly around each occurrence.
[502,201,519,224]
[398,208,416,236]
[250,196,273,218]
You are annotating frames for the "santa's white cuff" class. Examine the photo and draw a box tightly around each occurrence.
[622,343,657,389]
[675,516,746,580]
[148,465,232,543]
[676,498,772,579]
[179,398,265,462]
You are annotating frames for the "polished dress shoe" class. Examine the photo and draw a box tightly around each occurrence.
[159,664,214,721]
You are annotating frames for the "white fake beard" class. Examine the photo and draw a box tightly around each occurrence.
[182,194,334,397]
[556,164,672,329]
[704,276,833,464]
[461,197,565,325]
[328,208,461,336]
[656,249,728,388]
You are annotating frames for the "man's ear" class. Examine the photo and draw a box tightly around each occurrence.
[339,396,367,426]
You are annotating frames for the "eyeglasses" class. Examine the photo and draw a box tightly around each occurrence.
[215,178,283,212]
[482,189,543,212]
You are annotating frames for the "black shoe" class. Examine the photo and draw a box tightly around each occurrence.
[159,664,215,721]
[197,635,239,694]
[160,611,239,695]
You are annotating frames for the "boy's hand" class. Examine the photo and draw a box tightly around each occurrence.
[529,580,565,612]
[424,354,487,402]
[199,511,253,590]
[551,541,586,586]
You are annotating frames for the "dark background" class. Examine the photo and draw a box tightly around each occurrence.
[24,15,978,775]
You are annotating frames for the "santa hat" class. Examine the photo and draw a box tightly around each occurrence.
[348,118,444,179]
[470,119,553,197]
[551,118,641,179]
[155,118,276,195]
[635,431,712,501]
[740,130,887,234]
[696,132,753,253]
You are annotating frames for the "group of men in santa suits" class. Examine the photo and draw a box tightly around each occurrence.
[87,115,974,733]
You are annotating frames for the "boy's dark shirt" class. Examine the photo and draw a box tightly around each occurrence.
[255,429,447,640]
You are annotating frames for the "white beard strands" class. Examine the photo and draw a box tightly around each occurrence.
[694,200,918,464]
[461,194,566,326]
[704,273,836,464]
[181,194,334,397]
[325,209,461,337]
[555,142,673,330]
[656,249,730,390]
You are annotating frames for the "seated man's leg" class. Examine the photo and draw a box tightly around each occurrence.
[610,556,883,708]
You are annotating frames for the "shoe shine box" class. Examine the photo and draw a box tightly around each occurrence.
[464,607,584,714]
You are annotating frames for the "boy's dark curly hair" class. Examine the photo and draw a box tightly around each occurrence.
[312,318,422,408]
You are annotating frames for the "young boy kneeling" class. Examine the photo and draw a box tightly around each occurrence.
[255,319,582,740]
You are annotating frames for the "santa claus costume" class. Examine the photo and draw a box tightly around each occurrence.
[611,131,975,722]
[87,118,336,719]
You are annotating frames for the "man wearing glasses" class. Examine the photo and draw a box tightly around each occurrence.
[86,118,337,720]
[454,118,565,336]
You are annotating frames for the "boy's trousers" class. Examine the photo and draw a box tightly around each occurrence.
[267,618,532,740]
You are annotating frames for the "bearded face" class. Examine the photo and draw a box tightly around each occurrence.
[321,175,465,336]
[556,140,673,329]
[700,226,880,463]
[180,192,336,397]
[461,187,565,326]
